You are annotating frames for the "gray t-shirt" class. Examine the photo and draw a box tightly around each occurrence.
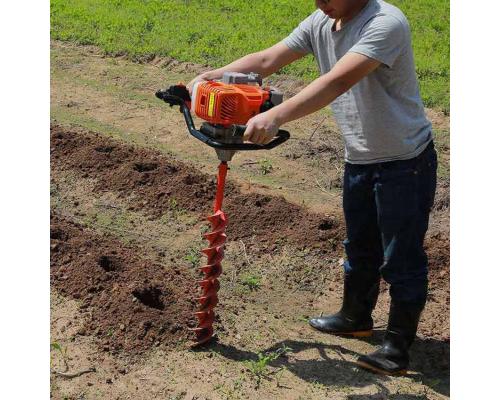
[282,0,432,164]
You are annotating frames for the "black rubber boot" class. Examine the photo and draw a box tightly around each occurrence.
[309,274,379,337]
[356,301,423,375]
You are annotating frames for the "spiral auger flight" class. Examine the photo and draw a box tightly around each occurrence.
[192,162,228,346]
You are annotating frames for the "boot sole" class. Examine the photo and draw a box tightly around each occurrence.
[355,360,407,376]
[310,326,373,337]
[342,330,373,338]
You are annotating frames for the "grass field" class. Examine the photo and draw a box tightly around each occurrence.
[50,0,449,109]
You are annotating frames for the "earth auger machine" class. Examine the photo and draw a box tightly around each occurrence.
[156,72,290,346]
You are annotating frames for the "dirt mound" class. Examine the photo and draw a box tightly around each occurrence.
[50,124,343,252]
[50,214,198,354]
[51,124,448,283]
[51,124,449,281]
[50,125,218,213]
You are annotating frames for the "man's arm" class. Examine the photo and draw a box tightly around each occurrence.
[187,43,305,91]
[243,52,381,144]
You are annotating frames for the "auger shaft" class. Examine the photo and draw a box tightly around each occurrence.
[193,162,228,346]
[214,162,228,212]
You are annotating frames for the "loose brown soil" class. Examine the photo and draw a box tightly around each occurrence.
[51,124,449,283]
[51,124,343,253]
[50,213,198,354]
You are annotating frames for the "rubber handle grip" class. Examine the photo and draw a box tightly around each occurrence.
[231,124,289,149]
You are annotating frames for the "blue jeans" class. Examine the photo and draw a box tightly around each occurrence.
[342,142,437,307]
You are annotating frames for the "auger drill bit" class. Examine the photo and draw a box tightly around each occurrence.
[192,161,228,346]
[155,82,289,347]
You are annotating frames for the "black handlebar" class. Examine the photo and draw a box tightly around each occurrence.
[155,87,290,151]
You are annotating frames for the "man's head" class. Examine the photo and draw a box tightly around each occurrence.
[315,0,369,20]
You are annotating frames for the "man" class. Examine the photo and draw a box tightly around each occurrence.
[187,0,437,376]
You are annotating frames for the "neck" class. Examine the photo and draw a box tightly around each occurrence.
[338,0,370,26]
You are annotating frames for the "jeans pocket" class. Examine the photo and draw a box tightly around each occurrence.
[415,148,438,211]
[375,170,419,220]
[416,144,438,172]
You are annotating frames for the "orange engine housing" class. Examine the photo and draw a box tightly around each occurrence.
[192,81,270,126]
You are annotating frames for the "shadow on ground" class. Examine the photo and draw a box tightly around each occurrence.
[200,332,449,397]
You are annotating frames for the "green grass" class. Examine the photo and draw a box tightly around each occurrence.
[184,247,201,268]
[51,0,449,111]
[240,273,262,291]
[258,159,274,175]
[244,345,291,387]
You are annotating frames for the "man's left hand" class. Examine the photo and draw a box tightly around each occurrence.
[243,111,281,145]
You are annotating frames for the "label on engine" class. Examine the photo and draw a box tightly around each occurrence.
[208,93,215,117]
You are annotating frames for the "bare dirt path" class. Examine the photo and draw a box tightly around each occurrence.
[50,41,450,399]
